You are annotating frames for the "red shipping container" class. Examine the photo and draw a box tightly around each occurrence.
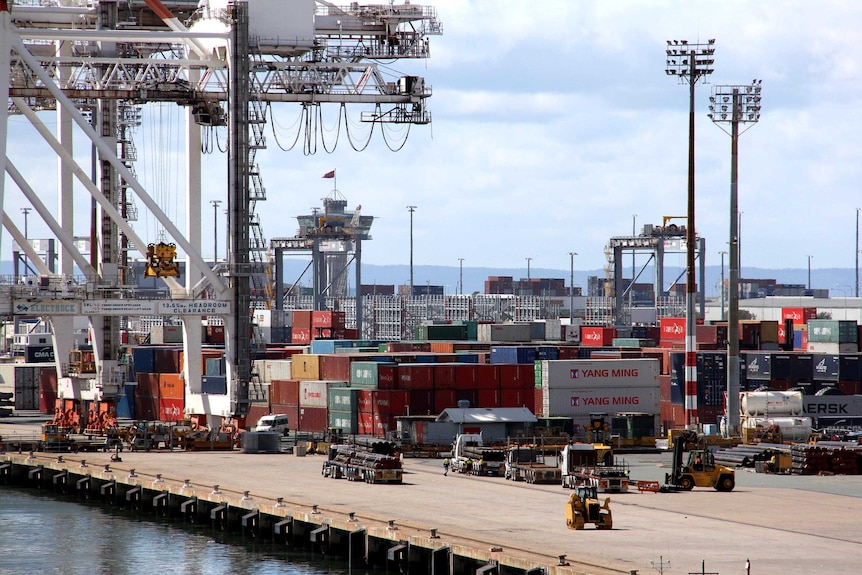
[534,388,544,416]
[659,374,672,402]
[159,373,185,400]
[357,411,397,438]
[270,379,300,406]
[581,326,616,347]
[474,364,498,390]
[291,328,311,344]
[136,373,160,397]
[298,406,328,432]
[154,348,182,373]
[375,364,399,390]
[408,389,434,415]
[378,390,409,415]
[398,364,434,390]
[837,380,861,395]
[500,388,535,411]
[357,389,409,415]
[206,325,226,344]
[455,388,479,408]
[660,317,686,341]
[497,364,534,389]
[558,346,580,360]
[135,395,158,421]
[699,404,725,426]
[320,354,352,381]
[642,348,671,375]
[434,389,458,412]
[455,364,480,387]
[433,364,458,390]
[39,368,58,415]
[781,307,816,325]
[660,401,686,432]
[477,388,500,408]
[159,397,185,422]
[312,310,346,329]
[292,310,312,329]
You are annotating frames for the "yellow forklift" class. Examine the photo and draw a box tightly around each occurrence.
[665,430,735,491]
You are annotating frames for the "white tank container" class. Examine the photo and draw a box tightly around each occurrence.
[743,416,812,443]
[740,391,803,417]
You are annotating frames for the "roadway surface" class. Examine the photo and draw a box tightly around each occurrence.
[3,416,861,575]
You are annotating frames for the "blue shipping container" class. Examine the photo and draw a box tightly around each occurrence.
[201,375,227,395]
[131,347,156,374]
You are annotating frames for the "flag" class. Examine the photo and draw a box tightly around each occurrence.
[322,169,336,179]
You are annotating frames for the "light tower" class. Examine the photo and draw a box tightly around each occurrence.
[407,205,416,296]
[666,38,715,428]
[709,79,761,436]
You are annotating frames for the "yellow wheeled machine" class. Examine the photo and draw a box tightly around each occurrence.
[565,485,612,530]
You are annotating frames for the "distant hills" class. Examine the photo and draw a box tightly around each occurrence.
[5,259,857,298]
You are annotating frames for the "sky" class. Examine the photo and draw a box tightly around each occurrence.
[4,0,862,283]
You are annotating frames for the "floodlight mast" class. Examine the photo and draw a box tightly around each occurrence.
[665,38,715,429]
[709,80,762,437]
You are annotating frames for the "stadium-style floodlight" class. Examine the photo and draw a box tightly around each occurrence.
[666,38,716,429]
[709,80,762,437]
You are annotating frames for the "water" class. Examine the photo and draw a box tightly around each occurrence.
[0,488,383,575]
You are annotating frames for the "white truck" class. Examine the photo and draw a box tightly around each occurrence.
[450,433,506,476]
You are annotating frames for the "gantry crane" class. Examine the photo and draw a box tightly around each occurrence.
[1,0,441,423]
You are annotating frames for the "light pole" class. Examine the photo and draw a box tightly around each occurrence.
[667,38,715,428]
[709,79,761,436]
[631,214,636,309]
[526,257,532,280]
[21,207,31,239]
[458,258,464,295]
[568,252,577,322]
[718,250,727,321]
[856,208,860,297]
[808,255,813,290]
[210,199,221,264]
[407,205,416,296]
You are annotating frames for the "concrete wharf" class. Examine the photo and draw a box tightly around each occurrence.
[1,435,862,574]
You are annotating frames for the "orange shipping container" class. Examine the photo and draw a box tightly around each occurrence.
[159,373,185,400]
[290,354,321,380]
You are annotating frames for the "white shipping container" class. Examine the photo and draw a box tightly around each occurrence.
[545,386,660,418]
[805,342,857,354]
[564,324,581,343]
[255,309,271,327]
[540,359,659,390]
[544,319,562,341]
[261,359,292,383]
[300,380,348,408]
[149,325,185,344]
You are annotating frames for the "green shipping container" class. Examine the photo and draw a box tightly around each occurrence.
[328,409,357,434]
[534,360,543,389]
[328,387,359,413]
[415,324,469,341]
[808,320,858,343]
[349,361,390,387]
